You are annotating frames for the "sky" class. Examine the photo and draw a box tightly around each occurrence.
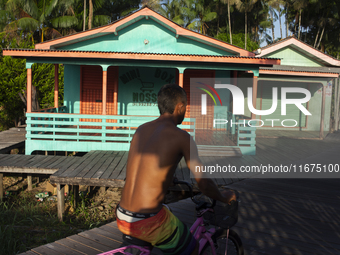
[260,13,290,48]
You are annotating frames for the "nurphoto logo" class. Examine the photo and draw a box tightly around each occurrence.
[198,83,312,128]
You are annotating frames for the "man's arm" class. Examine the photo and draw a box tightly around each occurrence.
[180,132,235,204]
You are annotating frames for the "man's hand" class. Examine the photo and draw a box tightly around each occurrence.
[220,189,237,205]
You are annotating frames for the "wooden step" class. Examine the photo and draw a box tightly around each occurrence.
[197,146,242,157]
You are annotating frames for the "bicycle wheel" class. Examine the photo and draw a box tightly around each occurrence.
[201,229,244,255]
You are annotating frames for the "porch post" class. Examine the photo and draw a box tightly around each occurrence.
[251,76,258,119]
[337,78,340,131]
[179,73,184,88]
[335,78,340,131]
[320,84,326,139]
[54,64,59,108]
[177,68,185,88]
[114,74,118,115]
[102,66,108,115]
[26,64,32,113]
[233,71,238,86]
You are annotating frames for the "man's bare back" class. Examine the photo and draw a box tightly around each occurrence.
[120,116,189,213]
[117,84,235,255]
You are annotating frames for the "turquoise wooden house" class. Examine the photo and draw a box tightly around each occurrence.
[252,37,340,138]
[3,7,279,156]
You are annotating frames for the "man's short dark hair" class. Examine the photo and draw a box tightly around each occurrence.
[157,84,187,115]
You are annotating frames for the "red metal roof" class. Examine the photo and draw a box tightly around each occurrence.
[259,68,339,78]
[3,48,280,65]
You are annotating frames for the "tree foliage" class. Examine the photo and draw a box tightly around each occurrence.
[1,0,340,129]
[0,34,64,130]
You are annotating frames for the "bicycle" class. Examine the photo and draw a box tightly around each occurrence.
[98,180,243,255]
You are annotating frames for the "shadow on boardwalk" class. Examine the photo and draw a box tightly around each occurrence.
[16,132,340,255]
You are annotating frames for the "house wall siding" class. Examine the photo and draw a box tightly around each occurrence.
[58,19,234,56]
[265,47,323,67]
[64,65,81,113]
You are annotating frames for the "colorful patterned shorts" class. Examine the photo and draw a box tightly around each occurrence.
[116,204,196,255]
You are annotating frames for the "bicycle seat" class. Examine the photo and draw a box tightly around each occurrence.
[122,234,153,248]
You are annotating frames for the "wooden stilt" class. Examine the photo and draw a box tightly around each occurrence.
[100,186,106,193]
[73,185,79,209]
[57,184,65,221]
[27,175,32,191]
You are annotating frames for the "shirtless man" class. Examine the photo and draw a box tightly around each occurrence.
[117,84,236,255]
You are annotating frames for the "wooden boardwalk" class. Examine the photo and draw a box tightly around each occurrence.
[0,126,25,153]
[18,177,340,255]
[2,131,340,254]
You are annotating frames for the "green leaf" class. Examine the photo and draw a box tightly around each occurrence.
[51,16,78,28]
[17,17,39,31]
[93,15,110,27]
[202,11,217,22]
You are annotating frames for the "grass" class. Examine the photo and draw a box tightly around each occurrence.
[0,180,119,255]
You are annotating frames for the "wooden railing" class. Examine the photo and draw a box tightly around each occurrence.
[237,120,256,155]
[34,106,68,113]
[25,113,195,155]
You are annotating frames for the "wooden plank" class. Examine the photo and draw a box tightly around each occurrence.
[7,155,34,167]
[31,244,63,255]
[116,151,129,180]
[67,234,117,252]
[17,251,39,255]
[92,151,119,179]
[62,151,102,178]
[109,151,128,180]
[52,156,83,177]
[0,155,18,166]
[100,151,124,180]
[56,238,101,255]
[74,152,108,179]
[28,155,57,168]
[83,151,112,179]
[44,242,84,255]
[78,229,122,248]
[0,154,8,161]
[91,226,123,240]
[38,156,61,169]
[47,156,73,169]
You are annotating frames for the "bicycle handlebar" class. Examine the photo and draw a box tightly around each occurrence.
[173,179,216,208]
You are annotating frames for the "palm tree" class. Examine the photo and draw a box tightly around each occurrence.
[158,0,186,27]
[292,0,308,39]
[83,0,86,31]
[235,0,258,49]
[267,0,285,41]
[220,0,236,44]
[5,0,63,42]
